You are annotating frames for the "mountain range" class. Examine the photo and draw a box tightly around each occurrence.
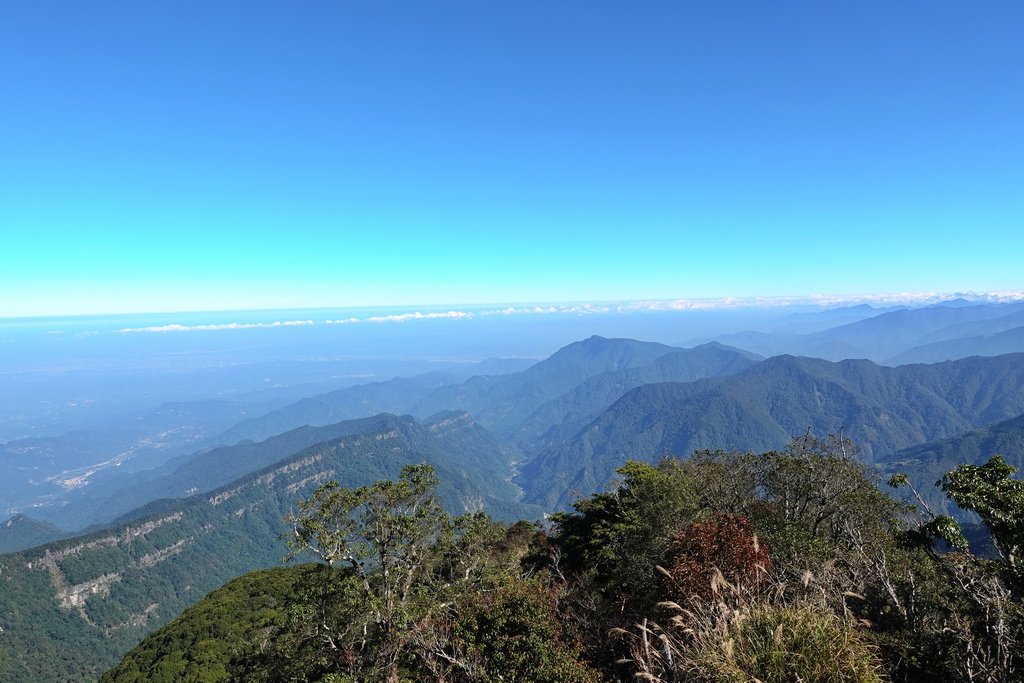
[522,352,1024,507]
[23,338,758,538]
[4,313,1024,681]
[709,301,1024,363]
[0,411,537,682]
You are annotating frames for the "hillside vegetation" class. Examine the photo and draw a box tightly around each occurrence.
[104,434,1023,682]
[0,413,536,682]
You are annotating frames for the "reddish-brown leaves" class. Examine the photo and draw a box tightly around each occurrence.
[662,513,771,602]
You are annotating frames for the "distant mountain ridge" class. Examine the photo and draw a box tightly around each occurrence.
[411,335,682,431]
[522,352,1024,507]
[209,374,459,447]
[507,342,762,451]
[888,325,1024,365]
[711,301,1024,363]
[207,357,539,448]
[40,412,451,531]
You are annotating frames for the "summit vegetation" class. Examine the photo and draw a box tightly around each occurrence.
[104,434,1023,683]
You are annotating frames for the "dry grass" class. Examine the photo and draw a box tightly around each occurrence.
[623,570,886,683]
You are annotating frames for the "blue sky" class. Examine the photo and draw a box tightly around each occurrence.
[1,1,1022,316]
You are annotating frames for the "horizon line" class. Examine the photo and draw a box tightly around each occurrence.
[3,290,1023,323]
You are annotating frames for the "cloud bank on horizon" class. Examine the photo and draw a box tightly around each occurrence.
[114,291,1024,334]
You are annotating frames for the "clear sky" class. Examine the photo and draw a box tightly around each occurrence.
[1,1,1021,317]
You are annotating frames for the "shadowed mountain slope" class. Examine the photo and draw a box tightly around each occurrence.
[877,413,1024,518]
[888,325,1024,365]
[210,374,461,446]
[509,342,762,451]
[522,353,1024,508]
[0,514,67,554]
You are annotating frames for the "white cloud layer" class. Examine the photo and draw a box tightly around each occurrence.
[115,292,1024,333]
[119,320,315,333]
[361,311,473,323]
[322,311,474,325]
[483,304,610,316]
[118,311,475,333]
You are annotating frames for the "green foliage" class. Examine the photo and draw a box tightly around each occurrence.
[917,514,970,550]
[550,459,699,616]
[448,579,598,683]
[101,564,338,683]
[545,434,1024,682]
[288,464,447,681]
[290,463,443,568]
[108,468,593,683]
[940,455,1024,578]
[239,567,369,682]
[757,434,904,564]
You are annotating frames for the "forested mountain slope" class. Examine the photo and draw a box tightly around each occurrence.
[0,412,535,682]
[522,353,1024,507]
[411,336,681,431]
[99,564,338,682]
[508,342,761,451]
[878,412,1024,516]
[44,413,446,532]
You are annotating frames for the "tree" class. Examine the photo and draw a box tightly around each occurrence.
[286,465,595,682]
[288,463,445,683]
[890,456,1024,680]
[549,459,699,615]
[940,456,1024,583]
